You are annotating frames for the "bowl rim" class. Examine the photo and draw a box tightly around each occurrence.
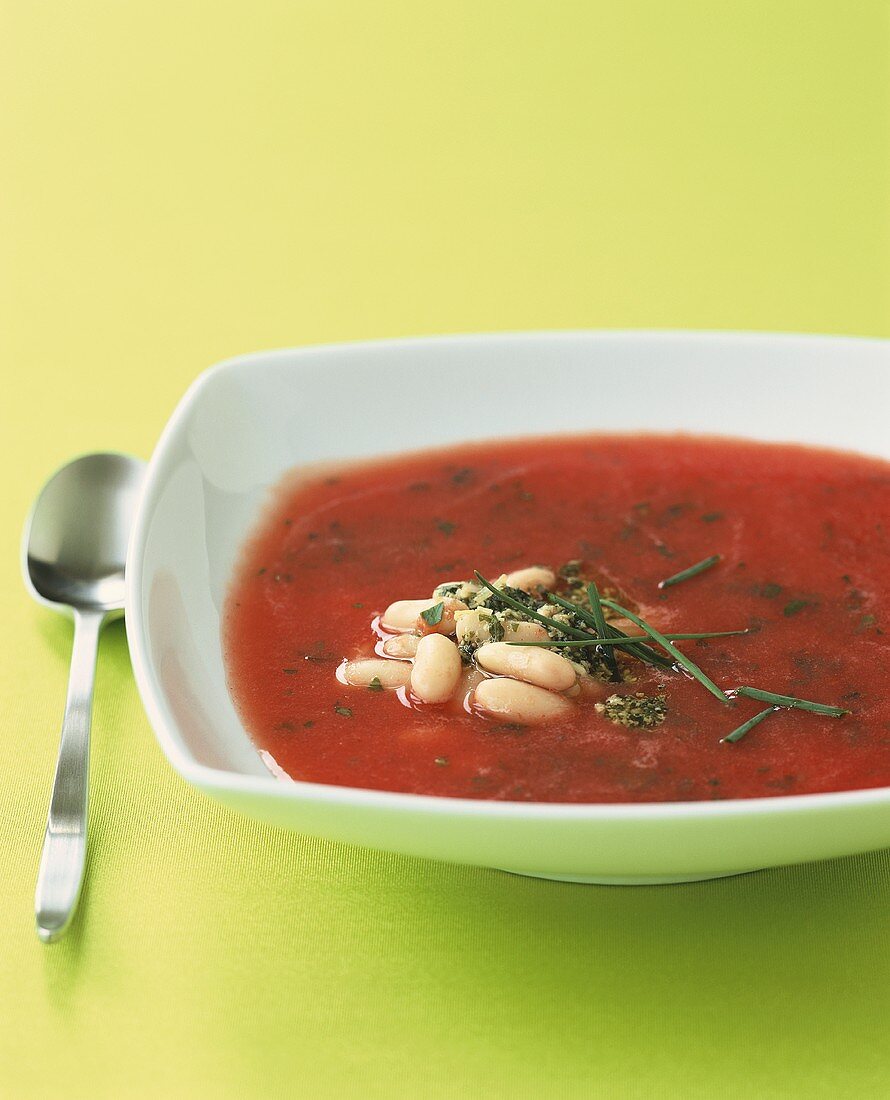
[126,328,890,822]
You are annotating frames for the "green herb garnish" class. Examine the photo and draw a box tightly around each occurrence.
[507,629,748,648]
[420,601,445,626]
[783,599,811,617]
[658,554,721,590]
[732,686,848,718]
[597,693,668,730]
[587,580,620,680]
[334,702,353,718]
[367,677,383,692]
[721,707,776,744]
[600,598,730,704]
[473,572,594,642]
[544,590,674,670]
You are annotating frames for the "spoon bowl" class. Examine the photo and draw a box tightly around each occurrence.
[24,451,145,942]
[24,452,144,616]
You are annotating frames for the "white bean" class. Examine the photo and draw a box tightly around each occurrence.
[455,609,496,645]
[434,580,481,602]
[475,642,577,692]
[473,678,573,724]
[410,634,462,704]
[381,634,419,659]
[415,597,467,636]
[500,620,550,643]
[342,659,411,689]
[381,598,440,632]
[504,566,556,594]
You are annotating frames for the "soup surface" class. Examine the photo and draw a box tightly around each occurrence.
[223,435,890,803]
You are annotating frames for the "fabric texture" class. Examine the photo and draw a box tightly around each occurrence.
[2,2,889,1096]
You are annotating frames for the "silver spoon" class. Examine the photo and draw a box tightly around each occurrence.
[22,452,146,943]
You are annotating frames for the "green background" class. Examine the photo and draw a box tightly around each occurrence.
[2,2,889,1096]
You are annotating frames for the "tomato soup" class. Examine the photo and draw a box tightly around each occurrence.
[223,435,890,803]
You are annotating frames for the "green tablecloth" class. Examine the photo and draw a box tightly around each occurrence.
[3,2,889,1095]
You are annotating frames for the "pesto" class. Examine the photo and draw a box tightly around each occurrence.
[596,693,668,730]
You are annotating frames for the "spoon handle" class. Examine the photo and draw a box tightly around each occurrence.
[34,609,103,943]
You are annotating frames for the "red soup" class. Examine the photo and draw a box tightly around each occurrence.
[223,435,890,803]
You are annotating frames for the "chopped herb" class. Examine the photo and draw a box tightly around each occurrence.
[722,707,776,744]
[257,567,267,575]
[486,721,526,735]
[658,554,721,590]
[596,693,667,730]
[334,702,353,718]
[451,468,473,485]
[855,614,877,634]
[282,668,298,675]
[701,512,724,523]
[352,601,364,609]
[434,756,449,767]
[760,583,783,599]
[732,686,848,718]
[559,559,583,579]
[600,598,730,704]
[367,677,383,692]
[783,599,811,617]
[436,520,457,537]
[420,601,445,626]
[303,720,315,728]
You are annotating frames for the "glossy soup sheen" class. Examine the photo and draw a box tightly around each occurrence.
[224,435,890,803]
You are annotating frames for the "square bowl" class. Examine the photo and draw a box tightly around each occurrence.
[126,331,890,884]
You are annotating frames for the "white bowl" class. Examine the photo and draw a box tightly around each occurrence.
[127,331,890,884]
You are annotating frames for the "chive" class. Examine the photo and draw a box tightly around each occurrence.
[658,554,721,589]
[600,598,730,704]
[722,707,776,744]
[545,591,674,670]
[420,601,445,626]
[600,621,675,671]
[587,580,620,680]
[732,686,848,718]
[367,676,383,692]
[472,572,594,641]
[507,629,749,648]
